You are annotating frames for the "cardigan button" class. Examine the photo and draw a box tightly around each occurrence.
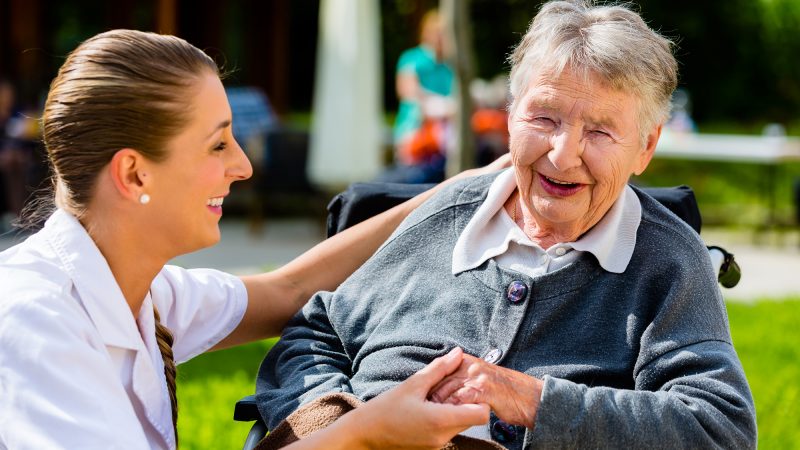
[483,348,502,364]
[506,281,528,303]
[491,420,517,443]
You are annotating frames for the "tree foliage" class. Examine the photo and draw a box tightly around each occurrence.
[381,0,800,128]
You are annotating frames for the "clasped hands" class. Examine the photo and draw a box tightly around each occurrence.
[342,347,542,450]
[428,348,543,430]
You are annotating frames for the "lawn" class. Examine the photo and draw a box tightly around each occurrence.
[176,338,277,450]
[725,299,800,449]
[177,299,800,449]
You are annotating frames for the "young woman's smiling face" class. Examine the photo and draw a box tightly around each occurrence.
[508,69,660,242]
[145,72,252,255]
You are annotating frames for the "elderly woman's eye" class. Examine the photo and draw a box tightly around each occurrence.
[533,117,556,127]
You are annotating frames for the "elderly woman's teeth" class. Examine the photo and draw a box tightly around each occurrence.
[545,176,577,186]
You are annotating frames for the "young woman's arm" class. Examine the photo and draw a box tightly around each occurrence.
[217,155,510,347]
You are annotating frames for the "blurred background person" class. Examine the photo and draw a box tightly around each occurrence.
[471,74,510,167]
[665,88,697,133]
[0,78,42,231]
[380,9,455,184]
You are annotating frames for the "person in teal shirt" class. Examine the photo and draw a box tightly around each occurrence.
[386,10,455,183]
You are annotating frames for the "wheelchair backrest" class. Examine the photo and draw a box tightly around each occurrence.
[326,182,701,238]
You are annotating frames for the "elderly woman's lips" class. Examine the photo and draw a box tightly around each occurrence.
[539,174,584,196]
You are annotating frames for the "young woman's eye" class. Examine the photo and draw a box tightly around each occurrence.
[213,141,227,152]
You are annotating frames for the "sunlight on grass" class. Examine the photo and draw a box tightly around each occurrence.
[726,299,800,449]
[177,339,276,450]
[176,301,799,449]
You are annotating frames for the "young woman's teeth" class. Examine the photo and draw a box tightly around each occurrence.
[207,197,224,207]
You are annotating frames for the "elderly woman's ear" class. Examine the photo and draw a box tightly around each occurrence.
[634,124,664,176]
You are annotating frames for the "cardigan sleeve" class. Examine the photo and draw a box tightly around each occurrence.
[255,290,355,430]
[524,245,757,449]
[253,177,484,432]
[530,343,755,449]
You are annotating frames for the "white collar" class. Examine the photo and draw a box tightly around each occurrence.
[43,209,145,351]
[452,168,641,275]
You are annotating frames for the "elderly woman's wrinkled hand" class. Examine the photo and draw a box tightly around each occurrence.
[428,352,543,429]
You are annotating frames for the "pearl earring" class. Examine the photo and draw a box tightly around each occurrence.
[139,193,151,205]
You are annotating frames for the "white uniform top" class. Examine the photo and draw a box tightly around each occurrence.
[0,209,248,449]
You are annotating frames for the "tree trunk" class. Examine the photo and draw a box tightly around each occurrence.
[441,0,476,176]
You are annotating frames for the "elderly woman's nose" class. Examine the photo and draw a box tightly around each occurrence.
[547,131,583,171]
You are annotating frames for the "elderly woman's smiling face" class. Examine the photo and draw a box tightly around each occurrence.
[508,68,661,246]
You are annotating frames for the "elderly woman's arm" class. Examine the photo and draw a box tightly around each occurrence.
[432,343,755,448]
[431,260,757,449]
[256,287,490,443]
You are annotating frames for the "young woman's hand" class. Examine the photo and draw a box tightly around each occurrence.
[294,348,489,450]
[354,347,490,449]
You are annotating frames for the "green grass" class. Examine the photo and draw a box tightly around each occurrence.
[176,338,276,450]
[726,299,800,449]
[176,301,800,449]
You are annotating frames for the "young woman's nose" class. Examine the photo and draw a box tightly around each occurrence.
[227,139,253,181]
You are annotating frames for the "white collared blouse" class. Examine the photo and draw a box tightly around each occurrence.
[452,168,642,278]
[0,210,248,449]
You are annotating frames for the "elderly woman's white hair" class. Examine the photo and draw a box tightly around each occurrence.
[508,0,678,141]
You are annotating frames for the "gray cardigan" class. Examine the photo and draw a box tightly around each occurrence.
[256,173,756,449]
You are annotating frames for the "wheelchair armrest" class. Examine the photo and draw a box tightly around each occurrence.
[242,421,268,450]
[234,394,261,422]
[235,395,269,450]
[708,246,742,288]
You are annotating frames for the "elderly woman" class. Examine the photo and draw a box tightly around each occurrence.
[256,2,756,449]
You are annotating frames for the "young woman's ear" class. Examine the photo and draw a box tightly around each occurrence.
[108,148,151,203]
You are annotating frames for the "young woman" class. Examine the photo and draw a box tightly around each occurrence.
[0,30,499,449]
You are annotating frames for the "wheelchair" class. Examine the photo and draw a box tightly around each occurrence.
[233,182,741,450]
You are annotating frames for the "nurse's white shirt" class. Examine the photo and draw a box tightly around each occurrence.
[0,210,248,449]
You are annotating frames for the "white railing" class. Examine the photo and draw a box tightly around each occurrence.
[656,130,800,164]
